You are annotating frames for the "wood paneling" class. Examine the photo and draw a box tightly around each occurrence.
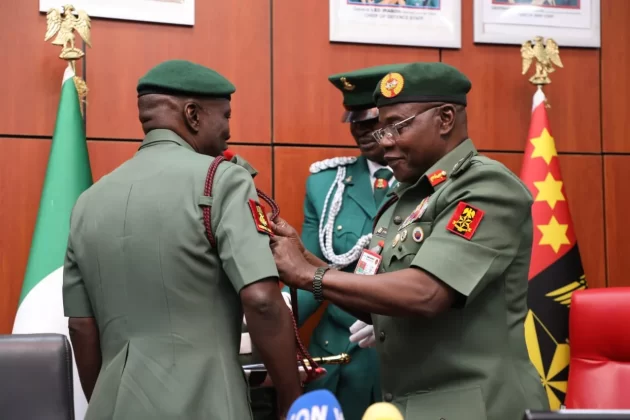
[272,0,439,146]
[485,152,606,289]
[0,138,51,333]
[273,146,359,231]
[88,141,139,181]
[443,0,600,153]
[0,0,68,137]
[85,1,271,143]
[602,0,630,153]
[604,156,630,288]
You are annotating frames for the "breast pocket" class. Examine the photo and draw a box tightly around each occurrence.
[332,213,370,255]
[384,221,433,272]
[405,386,488,420]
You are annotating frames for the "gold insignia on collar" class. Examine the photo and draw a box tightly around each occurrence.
[345,176,353,183]
[341,77,355,91]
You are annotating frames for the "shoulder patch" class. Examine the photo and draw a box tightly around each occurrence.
[248,199,274,236]
[309,156,358,174]
[446,201,484,240]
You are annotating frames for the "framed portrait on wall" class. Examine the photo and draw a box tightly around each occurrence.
[474,0,600,48]
[39,0,195,26]
[329,0,462,49]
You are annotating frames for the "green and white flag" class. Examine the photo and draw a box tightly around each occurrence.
[12,64,92,419]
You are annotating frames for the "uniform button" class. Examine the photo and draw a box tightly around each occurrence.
[393,216,402,225]
[324,341,329,346]
[384,393,393,402]
[337,225,343,231]
[379,331,386,342]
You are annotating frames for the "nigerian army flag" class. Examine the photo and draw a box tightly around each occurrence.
[520,87,587,410]
[12,64,92,419]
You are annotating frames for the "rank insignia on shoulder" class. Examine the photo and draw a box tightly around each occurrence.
[428,170,447,187]
[248,199,274,236]
[446,201,484,240]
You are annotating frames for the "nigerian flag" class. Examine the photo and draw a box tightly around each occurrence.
[12,64,92,419]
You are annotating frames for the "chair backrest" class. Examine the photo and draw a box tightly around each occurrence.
[0,333,75,419]
[565,287,630,409]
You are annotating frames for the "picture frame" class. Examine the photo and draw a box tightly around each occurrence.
[39,0,195,26]
[329,0,462,49]
[473,0,600,48]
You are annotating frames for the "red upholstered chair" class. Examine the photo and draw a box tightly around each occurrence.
[565,287,630,408]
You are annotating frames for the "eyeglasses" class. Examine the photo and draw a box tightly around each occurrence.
[371,105,441,144]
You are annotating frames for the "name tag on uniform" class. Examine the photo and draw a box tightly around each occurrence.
[354,249,382,276]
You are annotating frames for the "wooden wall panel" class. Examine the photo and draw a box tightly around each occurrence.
[85,1,271,144]
[604,156,630,288]
[0,0,68,137]
[272,0,439,146]
[601,0,630,153]
[442,0,600,153]
[0,138,51,333]
[88,141,139,181]
[485,152,605,289]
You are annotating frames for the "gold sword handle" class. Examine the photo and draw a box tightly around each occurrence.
[303,353,351,367]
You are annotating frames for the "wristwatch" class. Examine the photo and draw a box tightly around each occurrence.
[312,267,329,303]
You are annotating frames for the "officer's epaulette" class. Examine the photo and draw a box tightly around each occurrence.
[450,151,475,179]
[309,156,358,174]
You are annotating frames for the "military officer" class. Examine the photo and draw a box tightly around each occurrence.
[62,60,301,420]
[280,65,403,420]
[268,62,550,420]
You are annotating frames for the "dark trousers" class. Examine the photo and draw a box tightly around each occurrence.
[250,387,278,420]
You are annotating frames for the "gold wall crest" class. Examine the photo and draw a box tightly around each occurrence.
[521,36,563,85]
[44,4,91,111]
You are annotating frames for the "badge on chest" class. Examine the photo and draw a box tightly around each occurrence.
[399,196,431,231]
[355,240,385,275]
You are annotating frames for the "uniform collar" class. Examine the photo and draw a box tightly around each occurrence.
[138,129,195,152]
[366,158,393,179]
[389,138,478,197]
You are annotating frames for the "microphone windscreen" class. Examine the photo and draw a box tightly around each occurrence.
[362,402,403,420]
[287,389,344,420]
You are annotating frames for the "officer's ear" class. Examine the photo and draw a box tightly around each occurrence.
[437,104,457,136]
[183,101,202,133]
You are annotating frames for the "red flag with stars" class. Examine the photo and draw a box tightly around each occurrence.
[520,87,587,410]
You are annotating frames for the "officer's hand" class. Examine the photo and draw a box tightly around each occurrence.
[267,214,305,254]
[270,235,314,289]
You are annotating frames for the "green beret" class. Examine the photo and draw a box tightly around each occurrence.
[328,64,406,122]
[373,62,471,107]
[137,60,236,99]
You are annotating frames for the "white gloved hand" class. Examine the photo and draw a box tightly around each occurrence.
[243,291,293,327]
[349,320,376,348]
[281,291,293,310]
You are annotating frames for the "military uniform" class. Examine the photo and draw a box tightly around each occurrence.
[63,61,278,420]
[281,65,402,420]
[363,63,550,419]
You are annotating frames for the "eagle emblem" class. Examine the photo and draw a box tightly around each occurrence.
[45,4,92,61]
[521,36,563,85]
[340,77,355,91]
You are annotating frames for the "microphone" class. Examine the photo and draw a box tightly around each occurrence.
[361,402,403,420]
[287,389,345,420]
